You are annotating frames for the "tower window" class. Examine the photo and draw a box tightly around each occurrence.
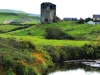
[45,19,48,21]
[45,19,48,23]
[53,19,55,22]
[50,6,52,9]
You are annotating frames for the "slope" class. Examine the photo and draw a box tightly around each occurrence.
[0,21,98,47]
[0,9,40,24]
[5,21,100,41]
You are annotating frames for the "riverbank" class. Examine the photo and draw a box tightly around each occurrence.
[64,59,95,63]
[0,37,100,75]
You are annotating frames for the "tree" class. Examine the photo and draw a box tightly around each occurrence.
[45,27,74,40]
[85,17,93,22]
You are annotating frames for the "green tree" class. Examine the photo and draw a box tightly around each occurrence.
[45,27,74,40]
[85,17,93,22]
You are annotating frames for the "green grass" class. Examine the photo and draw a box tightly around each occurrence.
[0,21,99,46]
[4,21,100,41]
[0,34,96,47]
[0,15,19,24]
[0,37,53,75]
[1,21,100,75]
[0,12,40,24]
[0,25,20,32]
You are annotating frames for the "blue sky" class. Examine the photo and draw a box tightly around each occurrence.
[0,0,100,19]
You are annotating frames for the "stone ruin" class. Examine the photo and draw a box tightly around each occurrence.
[40,2,61,24]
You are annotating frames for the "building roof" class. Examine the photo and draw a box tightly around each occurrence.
[87,20,95,25]
[3,20,13,24]
[7,20,13,23]
[93,15,100,18]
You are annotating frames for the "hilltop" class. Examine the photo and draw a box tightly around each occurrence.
[0,9,40,17]
[0,9,40,24]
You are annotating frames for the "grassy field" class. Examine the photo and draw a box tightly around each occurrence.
[0,25,21,33]
[0,21,99,46]
[0,15,19,24]
[0,34,96,47]
[4,21,100,41]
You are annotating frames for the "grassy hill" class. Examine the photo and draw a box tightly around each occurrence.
[0,9,25,13]
[5,21,100,41]
[0,37,53,75]
[0,21,99,47]
[0,9,40,24]
[1,21,100,75]
[0,9,40,16]
[1,9,100,75]
[0,25,20,33]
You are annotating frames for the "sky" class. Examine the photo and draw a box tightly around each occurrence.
[0,0,100,19]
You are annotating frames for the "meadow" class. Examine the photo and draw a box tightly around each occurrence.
[4,21,100,41]
[1,21,100,75]
[0,34,92,47]
[0,25,21,33]
[1,21,99,47]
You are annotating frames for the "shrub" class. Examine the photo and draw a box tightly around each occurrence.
[5,70,15,75]
[20,40,35,51]
[0,56,14,70]
[45,27,74,40]
[77,18,84,24]
[85,17,93,22]
[42,45,60,62]
[15,62,28,75]
[36,46,54,67]
[0,37,51,75]
[28,67,38,75]
[61,46,80,60]
[83,43,100,59]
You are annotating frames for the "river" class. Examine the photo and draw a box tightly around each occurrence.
[46,61,100,75]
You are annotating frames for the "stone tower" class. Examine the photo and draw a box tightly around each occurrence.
[40,2,60,24]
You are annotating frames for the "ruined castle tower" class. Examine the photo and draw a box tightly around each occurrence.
[40,2,60,24]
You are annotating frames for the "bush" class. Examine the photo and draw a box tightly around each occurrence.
[20,40,35,51]
[42,45,86,61]
[0,56,14,70]
[15,63,39,75]
[77,18,84,24]
[83,43,100,59]
[42,44,100,61]
[61,46,80,60]
[85,17,93,23]
[28,67,38,75]
[5,70,15,75]
[15,62,28,75]
[42,45,60,62]
[45,27,74,40]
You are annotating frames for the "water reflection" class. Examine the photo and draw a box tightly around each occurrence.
[49,69,100,75]
[46,62,100,75]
